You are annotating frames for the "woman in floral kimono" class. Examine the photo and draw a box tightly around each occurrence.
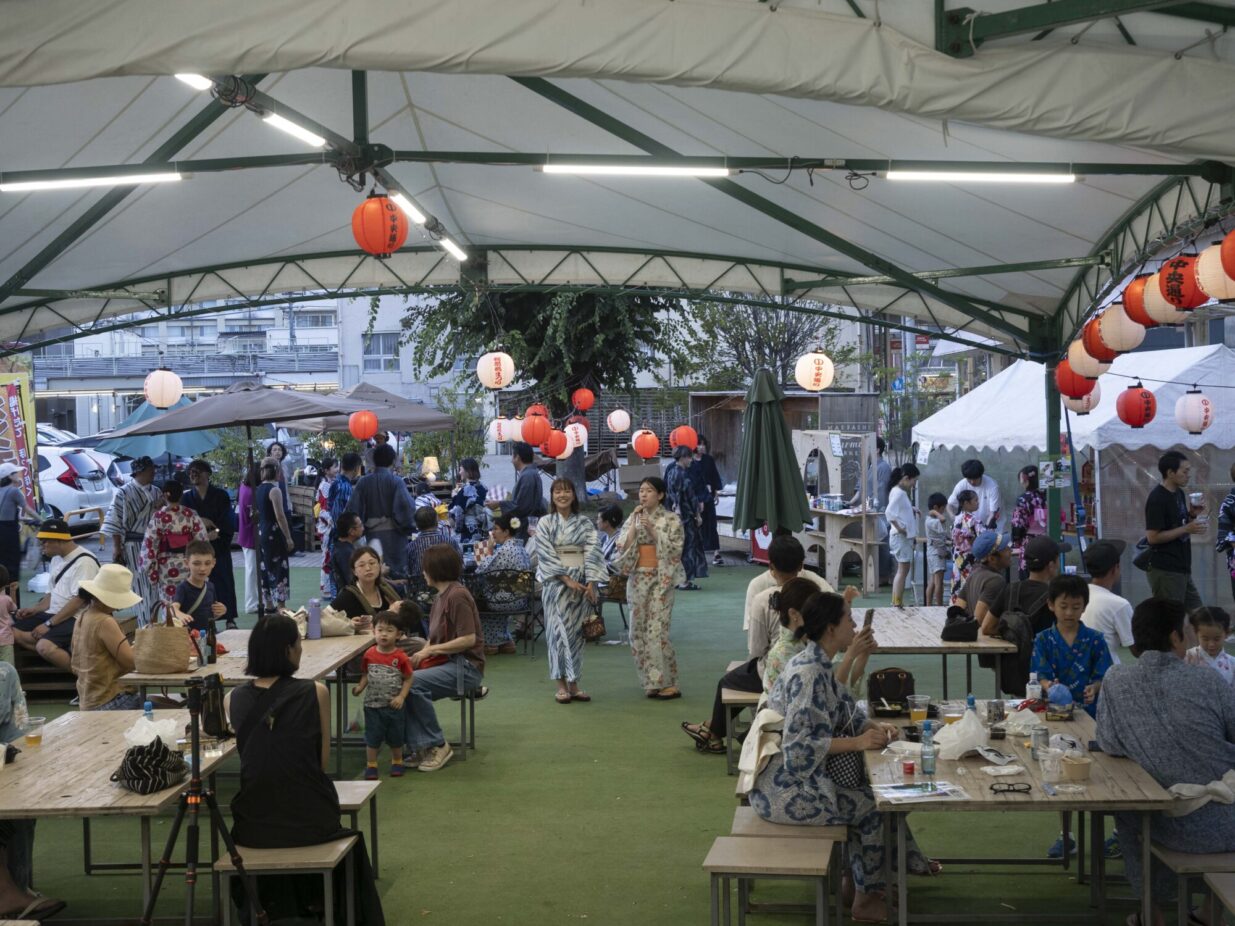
[617,476,685,699]
[749,592,938,924]
[1010,465,1047,579]
[140,480,209,604]
[536,478,607,704]
[475,513,532,654]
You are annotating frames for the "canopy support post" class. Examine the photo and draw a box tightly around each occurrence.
[1036,319,1064,546]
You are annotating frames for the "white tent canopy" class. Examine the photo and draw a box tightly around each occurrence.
[912,345,1235,453]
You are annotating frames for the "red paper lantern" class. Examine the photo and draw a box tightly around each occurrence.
[540,429,568,459]
[351,193,408,259]
[1123,276,1157,328]
[669,425,698,451]
[1222,229,1235,280]
[1116,383,1157,429]
[1158,255,1206,309]
[348,410,379,441]
[525,403,549,419]
[521,413,550,446]
[631,429,660,459]
[1082,318,1118,362]
[571,388,595,412]
[1054,359,1096,400]
[566,414,589,430]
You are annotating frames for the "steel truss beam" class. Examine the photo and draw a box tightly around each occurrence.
[785,255,1108,293]
[1053,172,1235,346]
[0,246,1020,359]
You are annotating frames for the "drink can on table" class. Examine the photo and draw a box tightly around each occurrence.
[1030,725,1050,760]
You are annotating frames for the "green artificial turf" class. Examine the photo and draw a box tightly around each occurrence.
[27,561,1133,923]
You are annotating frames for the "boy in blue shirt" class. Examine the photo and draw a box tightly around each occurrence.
[1031,573,1114,718]
[173,540,227,632]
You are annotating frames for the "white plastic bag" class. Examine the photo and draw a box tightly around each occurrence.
[124,716,180,751]
[932,710,989,760]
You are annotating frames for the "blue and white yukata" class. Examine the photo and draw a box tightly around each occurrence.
[536,512,607,683]
[749,642,930,893]
[1097,650,1235,900]
[1030,623,1113,718]
[476,539,532,647]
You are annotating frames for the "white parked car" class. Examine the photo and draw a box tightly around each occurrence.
[35,424,80,446]
[35,446,115,529]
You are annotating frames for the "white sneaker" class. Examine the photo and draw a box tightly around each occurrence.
[417,743,453,772]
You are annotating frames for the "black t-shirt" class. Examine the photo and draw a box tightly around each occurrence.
[1145,484,1191,574]
[993,579,1054,635]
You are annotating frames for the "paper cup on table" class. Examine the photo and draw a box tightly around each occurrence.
[1061,755,1092,782]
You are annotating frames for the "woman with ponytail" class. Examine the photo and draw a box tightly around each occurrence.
[749,592,939,923]
[885,463,920,607]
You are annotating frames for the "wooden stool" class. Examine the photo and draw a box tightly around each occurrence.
[1203,872,1235,917]
[215,835,358,926]
[1150,843,1235,926]
[334,780,381,878]
[721,686,761,776]
[702,835,832,926]
[730,807,847,924]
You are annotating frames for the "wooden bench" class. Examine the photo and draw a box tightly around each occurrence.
[1150,843,1235,926]
[334,780,381,878]
[721,663,762,776]
[731,806,847,923]
[215,834,357,926]
[703,835,833,926]
[1203,872,1235,918]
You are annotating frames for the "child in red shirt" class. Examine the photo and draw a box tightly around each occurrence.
[352,611,414,778]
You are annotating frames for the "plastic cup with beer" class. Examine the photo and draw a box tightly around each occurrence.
[907,695,929,724]
[942,703,965,725]
[24,716,45,747]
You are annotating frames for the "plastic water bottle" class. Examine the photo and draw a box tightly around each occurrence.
[307,598,322,640]
[920,721,937,782]
[966,692,977,713]
[143,700,154,722]
[1026,672,1043,702]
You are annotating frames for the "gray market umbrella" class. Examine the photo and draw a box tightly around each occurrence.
[732,368,812,534]
[94,397,220,457]
[277,382,455,433]
[103,381,346,438]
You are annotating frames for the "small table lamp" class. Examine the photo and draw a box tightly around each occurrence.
[421,456,440,481]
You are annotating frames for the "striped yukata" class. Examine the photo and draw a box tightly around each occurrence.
[536,512,607,683]
[101,480,162,625]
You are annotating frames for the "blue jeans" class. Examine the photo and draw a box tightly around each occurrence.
[402,656,483,751]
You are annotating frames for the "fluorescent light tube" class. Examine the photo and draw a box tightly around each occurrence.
[175,73,214,90]
[440,238,468,261]
[541,164,730,177]
[0,172,182,192]
[262,113,326,148]
[886,170,1075,184]
[389,192,427,225]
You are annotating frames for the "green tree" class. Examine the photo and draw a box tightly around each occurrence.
[301,432,367,468]
[682,295,861,390]
[406,387,488,474]
[201,428,264,491]
[399,289,693,499]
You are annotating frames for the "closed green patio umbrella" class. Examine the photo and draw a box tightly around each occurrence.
[732,368,812,534]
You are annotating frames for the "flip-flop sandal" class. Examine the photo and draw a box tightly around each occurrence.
[657,689,682,700]
[554,691,572,704]
[681,721,711,746]
[570,691,592,702]
[2,894,66,920]
[699,739,726,754]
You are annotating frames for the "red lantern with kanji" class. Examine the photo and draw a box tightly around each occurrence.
[1123,276,1157,328]
[540,429,568,459]
[521,412,550,446]
[631,429,660,460]
[1054,359,1096,400]
[349,410,379,441]
[571,388,595,412]
[1116,383,1156,429]
[1082,318,1118,362]
[351,193,408,259]
[1220,229,1235,280]
[669,425,698,451]
[525,403,549,420]
[566,414,589,430]
[1157,255,1206,309]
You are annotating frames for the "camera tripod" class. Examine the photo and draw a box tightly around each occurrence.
[139,678,268,926]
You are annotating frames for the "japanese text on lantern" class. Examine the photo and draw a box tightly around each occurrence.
[1164,265,1185,304]
[490,356,505,387]
[806,359,827,389]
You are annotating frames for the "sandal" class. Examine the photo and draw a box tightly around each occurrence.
[0,893,66,920]
[554,690,572,704]
[646,689,662,699]
[698,738,725,754]
[570,691,591,702]
[909,858,943,876]
[681,721,711,746]
[657,687,682,700]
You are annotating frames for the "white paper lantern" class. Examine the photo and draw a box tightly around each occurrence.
[507,416,524,442]
[1096,305,1146,353]
[794,352,835,392]
[563,422,587,449]
[1196,245,1235,301]
[1063,382,1101,416]
[606,409,631,433]
[1143,273,1191,325]
[1175,389,1214,435]
[475,351,515,389]
[1067,339,1111,379]
[144,368,183,408]
[488,417,513,442]
[555,439,574,461]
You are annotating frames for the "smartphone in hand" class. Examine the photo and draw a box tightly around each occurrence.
[863,608,875,630]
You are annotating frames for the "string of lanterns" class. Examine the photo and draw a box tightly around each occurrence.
[1057,228,1235,433]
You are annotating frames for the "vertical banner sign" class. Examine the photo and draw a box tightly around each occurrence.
[0,383,36,509]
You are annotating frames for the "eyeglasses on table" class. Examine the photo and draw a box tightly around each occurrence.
[989,782,1031,794]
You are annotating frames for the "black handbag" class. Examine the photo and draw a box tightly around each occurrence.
[111,737,188,795]
[940,605,979,642]
[868,667,915,714]
[1132,537,1152,571]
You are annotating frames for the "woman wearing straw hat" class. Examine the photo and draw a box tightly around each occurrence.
[70,564,144,710]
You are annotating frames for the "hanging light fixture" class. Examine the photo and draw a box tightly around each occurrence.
[352,192,408,258]
[1195,245,1235,301]
[143,367,183,409]
[571,388,595,412]
[507,416,524,443]
[488,417,514,442]
[1116,382,1157,429]
[794,351,835,392]
[563,422,588,449]
[1175,388,1214,435]
[1082,318,1118,362]
[521,412,550,446]
[1055,358,1097,399]
[1096,305,1147,353]
[1063,382,1101,416]
[1143,272,1191,325]
[1122,276,1158,328]
[541,429,568,459]
[606,409,631,433]
[1065,341,1110,380]
[1223,228,1235,280]
[1158,255,1207,309]
[476,351,516,390]
[631,429,660,459]
[669,425,699,451]
[348,410,379,441]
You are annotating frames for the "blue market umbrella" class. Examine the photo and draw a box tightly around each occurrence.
[731,368,812,534]
[95,397,220,458]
